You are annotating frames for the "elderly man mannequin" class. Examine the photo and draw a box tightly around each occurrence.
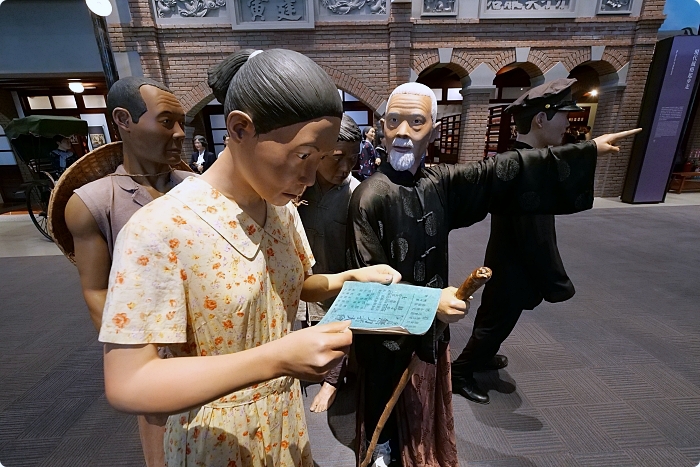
[62,76,191,467]
[347,82,639,467]
[451,78,587,404]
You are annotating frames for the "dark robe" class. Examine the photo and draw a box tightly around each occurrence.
[453,141,576,375]
[347,141,597,467]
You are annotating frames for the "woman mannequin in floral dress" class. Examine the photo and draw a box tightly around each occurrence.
[99,48,401,467]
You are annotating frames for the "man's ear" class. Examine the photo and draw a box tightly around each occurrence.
[429,121,441,144]
[226,110,255,143]
[112,108,132,132]
[533,112,546,129]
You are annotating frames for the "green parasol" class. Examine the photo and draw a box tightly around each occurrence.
[4,115,88,140]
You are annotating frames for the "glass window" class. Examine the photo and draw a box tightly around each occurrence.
[0,153,16,165]
[212,129,228,145]
[446,88,463,101]
[83,94,107,108]
[53,95,78,109]
[28,96,52,110]
[209,114,226,129]
[432,88,443,101]
[0,129,14,166]
[344,93,359,102]
[345,110,368,126]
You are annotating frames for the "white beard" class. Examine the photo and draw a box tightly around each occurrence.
[389,149,416,171]
[389,137,417,171]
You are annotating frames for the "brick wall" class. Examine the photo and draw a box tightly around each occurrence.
[108,0,666,197]
[458,90,492,163]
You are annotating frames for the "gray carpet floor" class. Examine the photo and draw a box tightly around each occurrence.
[1,205,699,466]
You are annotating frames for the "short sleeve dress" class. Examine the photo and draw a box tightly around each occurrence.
[99,176,315,467]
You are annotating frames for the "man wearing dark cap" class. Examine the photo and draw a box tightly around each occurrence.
[451,78,586,404]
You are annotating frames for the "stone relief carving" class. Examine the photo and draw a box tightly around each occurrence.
[245,0,304,20]
[248,0,267,19]
[484,0,572,10]
[277,0,302,20]
[423,0,456,15]
[155,0,226,18]
[598,0,632,13]
[320,0,385,16]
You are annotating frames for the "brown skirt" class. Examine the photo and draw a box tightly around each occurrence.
[355,342,458,467]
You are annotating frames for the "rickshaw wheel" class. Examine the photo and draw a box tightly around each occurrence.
[26,183,53,241]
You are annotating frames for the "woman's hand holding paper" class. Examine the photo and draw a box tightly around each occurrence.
[273,320,353,382]
[349,264,402,285]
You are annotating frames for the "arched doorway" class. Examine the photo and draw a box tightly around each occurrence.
[417,65,465,163]
[567,64,600,140]
[493,66,532,102]
[338,90,375,132]
[485,64,543,156]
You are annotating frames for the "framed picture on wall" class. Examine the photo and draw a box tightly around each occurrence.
[89,133,106,149]
[88,126,106,151]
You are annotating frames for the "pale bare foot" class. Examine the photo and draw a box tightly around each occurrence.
[309,382,338,413]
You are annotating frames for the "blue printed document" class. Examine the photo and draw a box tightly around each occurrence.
[317,281,442,335]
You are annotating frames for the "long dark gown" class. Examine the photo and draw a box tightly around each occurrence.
[346,141,597,467]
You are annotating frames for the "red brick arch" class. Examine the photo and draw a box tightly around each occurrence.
[412,51,441,76]
[320,66,384,113]
[601,48,630,72]
[179,68,384,118]
[488,49,518,75]
[562,48,593,72]
[180,82,214,120]
[585,59,621,78]
[581,60,622,84]
[527,50,553,77]
[451,49,516,78]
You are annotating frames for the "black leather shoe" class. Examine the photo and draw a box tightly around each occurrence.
[452,375,489,404]
[473,354,508,372]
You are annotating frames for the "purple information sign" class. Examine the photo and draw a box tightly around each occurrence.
[636,37,700,202]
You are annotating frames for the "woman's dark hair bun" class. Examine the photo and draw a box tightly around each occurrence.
[207,49,343,135]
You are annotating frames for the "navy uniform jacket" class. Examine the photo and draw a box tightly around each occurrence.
[485,141,575,311]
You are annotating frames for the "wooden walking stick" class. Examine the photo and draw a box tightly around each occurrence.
[360,267,492,467]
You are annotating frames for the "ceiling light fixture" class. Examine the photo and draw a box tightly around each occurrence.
[85,0,113,17]
[69,82,85,93]
[590,89,598,97]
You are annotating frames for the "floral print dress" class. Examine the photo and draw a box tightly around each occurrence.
[99,176,315,467]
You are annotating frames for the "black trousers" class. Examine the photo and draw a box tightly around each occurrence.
[451,278,533,376]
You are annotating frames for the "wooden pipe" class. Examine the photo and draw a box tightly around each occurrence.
[360,267,492,467]
[455,266,492,301]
